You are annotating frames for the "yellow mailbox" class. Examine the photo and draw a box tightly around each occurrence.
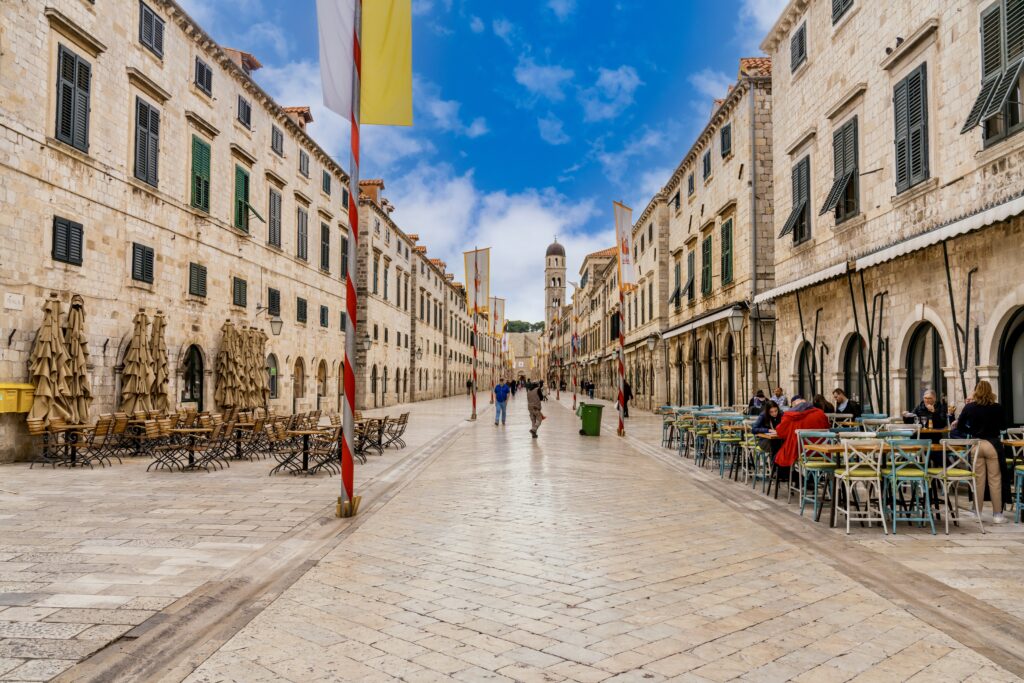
[0,383,34,413]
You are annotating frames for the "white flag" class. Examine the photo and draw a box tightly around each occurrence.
[317,0,357,119]
[614,201,636,289]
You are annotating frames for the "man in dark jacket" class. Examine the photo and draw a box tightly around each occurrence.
[832,388,862,418]
[526,381,545,437]
[622,380,633,418]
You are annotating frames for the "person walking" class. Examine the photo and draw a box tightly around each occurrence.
[527,381,545,438]
[465,378,472,396]
[952,381,1009,523]
[493,378,510,426]
[622,379,633,418]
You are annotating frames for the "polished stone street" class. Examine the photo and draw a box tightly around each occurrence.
[3,395,1024,681]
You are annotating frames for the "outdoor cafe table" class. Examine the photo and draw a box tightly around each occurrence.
[233,422,254,460]
[286,429,329,473]
[51,424,88,466]
[169,427,211,468]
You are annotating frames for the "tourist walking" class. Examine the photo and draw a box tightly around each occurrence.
[622,379,633,418]
[527,381,545,438]
[465,378,473,396]
[494,378,510,426]
[953,381,1009,523]
[509,378,517,399]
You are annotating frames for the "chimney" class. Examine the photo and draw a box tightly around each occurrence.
[223,48,263,76]
[283,106,313,131]
[381,198,395,215]
[359,178,385,207]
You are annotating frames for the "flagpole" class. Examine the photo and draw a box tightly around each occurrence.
[617,288,626,437]
[338,0,362,518]
[470,248,478,421]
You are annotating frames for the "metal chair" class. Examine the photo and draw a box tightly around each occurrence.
[836,439,889,534]
[931,439,984,535]
[885,439,935,534]
[795,430,839,519]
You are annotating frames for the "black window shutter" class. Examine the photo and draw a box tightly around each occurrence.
[907,64,928,187]
[134,98,150,183]
[67,220,83,265]
[143,246,154,283]
[893,77,910,193]
[52,217,70,263]
[57,48,91,152]
[74,58,91,152]
[147,106,160,186]
[268,288,280,316]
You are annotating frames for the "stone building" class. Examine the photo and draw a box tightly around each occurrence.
[757,0,1024,419]
[0,0,484,461]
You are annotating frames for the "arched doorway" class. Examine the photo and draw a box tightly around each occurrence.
[395,367,401,403]
[181,344,204,411]
[266,353,279,401]
[316,360,327,411]
[403,369,408,401]
[370,365,379,408]
[691,342,701,405]
[999,307,1024,425]
[675,345,684,406]
[843,334,868,406]
[906,323,946,409]
[705,340,716,406]
[726,335,736,408]
[292,358,305,414]
[382,367,389,407]
[797,342,815,399]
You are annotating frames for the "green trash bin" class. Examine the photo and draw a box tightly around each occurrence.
[576,402,603,436]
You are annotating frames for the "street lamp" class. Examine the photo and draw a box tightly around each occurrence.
[415,346,424,361]
[727,305,745,334]
[255,304,284,336]
[360,332,372,352]
[726,305,746,404]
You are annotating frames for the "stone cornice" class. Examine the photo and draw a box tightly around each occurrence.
[185,110,220,138]
[45,7,107,57]
[126,67,171,104]
[760,0,809,55]
[880,18,939,72]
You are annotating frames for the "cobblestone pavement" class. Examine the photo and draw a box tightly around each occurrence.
[0,396,478,682]
[162,394,1022,683]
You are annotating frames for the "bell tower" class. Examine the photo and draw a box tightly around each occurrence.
[544,238,566,331]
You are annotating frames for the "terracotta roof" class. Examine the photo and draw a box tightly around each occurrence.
[587,246,617,259]
[360,179,385,187]
[283,106,313,122]
[738,57,772,78]
[222,48,262,72]
[406,233,419,242]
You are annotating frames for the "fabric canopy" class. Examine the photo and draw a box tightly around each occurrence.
[120,309,154,414]
[64,294,92,424]
[27,297,73,424]
[150,311,170,412]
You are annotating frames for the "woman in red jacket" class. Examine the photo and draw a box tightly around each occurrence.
[774,395,831,484]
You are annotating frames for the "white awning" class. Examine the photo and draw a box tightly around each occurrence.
[856,193,1024,271]
[663,307,740,341]
[751,262,848,305]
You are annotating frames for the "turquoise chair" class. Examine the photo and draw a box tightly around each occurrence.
[795,430,839,518]
[884,439,935,534]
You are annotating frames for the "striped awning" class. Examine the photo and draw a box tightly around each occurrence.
[751,262,848,304]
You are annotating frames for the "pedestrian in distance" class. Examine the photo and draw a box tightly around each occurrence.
[510,378,517,399]
[465,378,472,396]
[527,381,545,438]
[493,377,510,426]
[622,379,633,418]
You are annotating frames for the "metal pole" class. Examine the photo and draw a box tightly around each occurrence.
[617,291,626,436]
[942,242,969,399]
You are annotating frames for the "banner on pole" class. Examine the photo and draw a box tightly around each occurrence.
[464,248,491,314]
[489,297,505,336]
[613,201,636,289]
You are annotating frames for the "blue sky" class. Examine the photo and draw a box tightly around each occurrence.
[179,0,787,320]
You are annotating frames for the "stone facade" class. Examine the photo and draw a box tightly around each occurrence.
[0,0,487,461]
[759,0,1024,418]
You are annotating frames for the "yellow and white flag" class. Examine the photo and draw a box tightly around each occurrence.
[464,248,490,314]
[614,201,636,289]
[317,0,413,126]
[489,297,505,336]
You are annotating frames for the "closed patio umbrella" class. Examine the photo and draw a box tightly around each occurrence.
[64,294,92,424]
[255,328,269,408]
[242,327,260,409]
[120,309,154,414]
[27,296,72,424]
[150,310,170,412]
[235,326,253,409]
[215,320,241,408]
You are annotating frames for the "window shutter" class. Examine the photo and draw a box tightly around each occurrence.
[147,106,160,186]
[73,56,91,151]
[984,4,1005,79]
[906,65,929,188]
[341,237,349,277]
[893,77,910,193]
[721,125,732,157]
[1009,0,1024,62]
[52,217,69,263]
[791,24,807,71]
[268,189,282,246]
[56,47,76,145]
[132,243,144,281]
[235,166,249,230]
[141,4,154,48]
[191,136,210,211]
[134,99,150,183]
[321,223,330,270]
[153,12,164,55]
[721,220,733,285]
[67,220,83,265]
[268,288,280,316]
[143,246,154,283]
[297,207,308,259]
[320,306,329,328]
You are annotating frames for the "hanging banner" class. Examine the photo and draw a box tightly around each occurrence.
[614,201,636,289]
[489,297,505,337]
[464,248,491,314]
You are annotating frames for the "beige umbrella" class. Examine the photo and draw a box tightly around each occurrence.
[215,320,241,408]
[150,310,170,412]
[64,294,92,424]
[242,327,259,409]
[27,296,72,424]
[120,309,154,414]
[235,326,252,409]
[255,328,269,408]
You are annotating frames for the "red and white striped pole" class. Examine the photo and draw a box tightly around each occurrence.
[339,0,361,517]
[617,289,626,437]
[470,251,478,421]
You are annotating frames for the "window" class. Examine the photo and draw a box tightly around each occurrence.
[139,2,165,58]
[267,287,280,316]
[340,311,347,331]
[721,218,733,285]
[320,305,329,328]
[672,260,681,309]
[798,342,817,399]
[131,243,154,283]
[296,297,308,323]
[832,0,854,23]
[296,207,308,260]
[383,264,390,300]
[700,236,713,296]
[271,125,284,156]
[341,236,349,278]
[720,124,732,157]
[132,98,161,187]
[267,354,279,399]
[299,150,309,177]
[55,46,91,152]
[821,117,858,222]
[52,216,83,266]
[648,223,653,243]
[188,262,207,297]
[232,277,247,307]
[373,258,380,295]
[647,281,653,320]
[687,173,695,196]
[320,222,330,271]
[237,96,252,128]
[963,1,1024,145]
[234,165,250,231]
[791,23,807,72]
[893,63,929,193]
[322,170,331,195]
[190,136,210,212]
[266,189,282,247]
[672,191,681,211]
[194,57,212,95]
[779,156,811,243]
[702,150,712,180]
[342,187,350,209]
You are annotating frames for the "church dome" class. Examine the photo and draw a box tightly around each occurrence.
[546,240,565,258]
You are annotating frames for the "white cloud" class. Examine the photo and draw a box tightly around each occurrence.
[412,0,434,16]
[635,165,674,212]
[177,0,218,28]
[415,79,489,139]
[238,21,289,59]
[469,16,485,33]
[595,128,663,183]
[688,68,732,101]
[579,65,643,122]
[737,0,788,52]
[388,164,608,321]
[538,113,570,145]
[547,0,577,21]
[492,18,516,45]
[514,57,575,102]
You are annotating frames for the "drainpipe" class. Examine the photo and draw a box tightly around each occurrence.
[748,79,758,395]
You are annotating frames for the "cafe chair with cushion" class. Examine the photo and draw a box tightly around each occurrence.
[795,430,839,518]
[836,439,889,535]
[884,439,935,534]
[932,439,984,535]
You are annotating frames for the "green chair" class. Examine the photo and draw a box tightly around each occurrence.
[836,439,889,534]
[795,430,839,518]
[884,439,935,534]
[929,439,984,535]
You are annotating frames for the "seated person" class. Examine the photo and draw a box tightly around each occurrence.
[832,388,862,418]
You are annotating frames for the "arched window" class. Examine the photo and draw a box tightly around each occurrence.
[382,367,389,404]
[182,345,204,410]
[675,345,684,406]
[370,365,378,408]
[843,334,868,405]
[906,323,947,409]
[726,335,736,407]
[691,342,701,405]
[293,359,305,398]
[999,307,1024,425]
[705,340,716,406]
[266,353,279,399]
[797,342,815,399]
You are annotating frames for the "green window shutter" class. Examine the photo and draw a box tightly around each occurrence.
[56,46,91,152]
[320,306,329,328]
[894,77,910,192]
[1009,0,1024,62]
[720,124,732,157]
[320,223,330,271]
[234,165,250,231]
[134,98,150,183]
[297,297,307,323]
[232,277,247,307]
[721,219,733,285]
[341,236,349,278]
[189,263,207,297]
[701,236,712,295]
[297,207,308,260]
[268,189,281,246]
[191,136,210,211]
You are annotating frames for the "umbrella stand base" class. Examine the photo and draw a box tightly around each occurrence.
[336,495,362,518]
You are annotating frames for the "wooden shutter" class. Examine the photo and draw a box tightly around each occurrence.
[791,24,806,71]
[188,263,206,297]
[56,48,91,152]
[191,136,210,211]
[1009,0,1024,62]
[235,166,249,230]
[268,288,280,316]
[134,98,158,185]
[320,223,330,270]
[143,246,154,283]
[147,106,159,185]
[965,5,1007,133]
[297,207,308,259]
[341,237,349,277]
[701,236,712,295]
[832,0,853,23]
[268,189,281,246]
[906,65,929,188]
[721,220,733,284]
[721,124,732,157]
[320,306,329,327]
[297,298,307,323]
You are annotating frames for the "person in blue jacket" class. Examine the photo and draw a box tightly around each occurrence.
[494,378,511,426]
